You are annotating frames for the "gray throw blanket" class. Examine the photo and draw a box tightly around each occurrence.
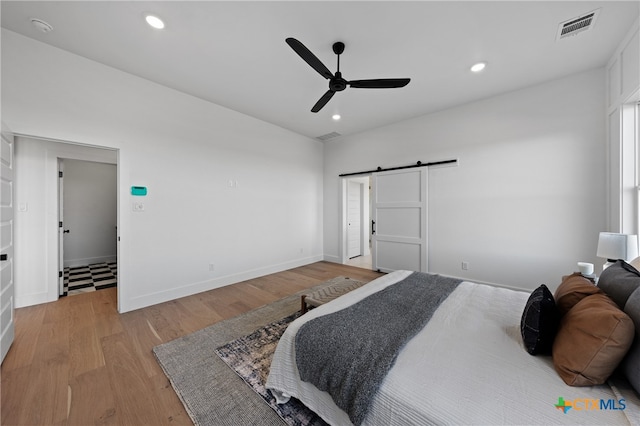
[295,272,461,425]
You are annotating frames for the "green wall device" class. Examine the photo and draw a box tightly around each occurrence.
[131,186,147,196]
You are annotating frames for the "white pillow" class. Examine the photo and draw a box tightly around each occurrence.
[629,255,640,271]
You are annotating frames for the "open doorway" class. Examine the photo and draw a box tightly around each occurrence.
[13,136,119,309]
[58,159,117,296]
[342,176,372,270]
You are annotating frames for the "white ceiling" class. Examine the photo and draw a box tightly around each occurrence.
[1,1,638,140]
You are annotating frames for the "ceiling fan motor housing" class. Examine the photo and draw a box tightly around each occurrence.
[330,72,347,91]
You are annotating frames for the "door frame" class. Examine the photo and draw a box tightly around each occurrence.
[54,150,118,303]
[57,158,118,296]
[14,134,119,309]
[339,175,371,265]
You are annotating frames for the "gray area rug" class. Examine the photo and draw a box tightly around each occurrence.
[153,276,358,426]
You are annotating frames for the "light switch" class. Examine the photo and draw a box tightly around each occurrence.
[18,203,28,212]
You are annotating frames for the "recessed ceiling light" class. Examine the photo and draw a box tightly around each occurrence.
[30,18,53,33]
[145,14,165,30]
[332,114,341,121]
[470,62,487,73]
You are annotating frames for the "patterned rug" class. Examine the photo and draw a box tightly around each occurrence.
[63,261,118,296]
[215,313,328,426]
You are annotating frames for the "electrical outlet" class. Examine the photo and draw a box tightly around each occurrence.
[461,261,469,271]
[132,202,145,212]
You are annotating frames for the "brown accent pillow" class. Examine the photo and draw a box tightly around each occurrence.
[554,273,601,316]
[552,293,635,386]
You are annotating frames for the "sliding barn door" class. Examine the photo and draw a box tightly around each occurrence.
[371,167,427,273]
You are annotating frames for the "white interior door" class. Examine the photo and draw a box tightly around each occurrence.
[1,126,15,363]
[347,180,362,258]
[58,159,65,296]
[371,167,427,273]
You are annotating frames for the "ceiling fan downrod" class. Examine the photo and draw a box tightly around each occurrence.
[330,42,347,92]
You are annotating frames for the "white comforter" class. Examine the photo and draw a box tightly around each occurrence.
[266,270,640,425]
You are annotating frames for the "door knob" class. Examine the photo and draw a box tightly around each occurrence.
[63,229,70,234]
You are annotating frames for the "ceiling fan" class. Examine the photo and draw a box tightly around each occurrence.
[286,38,411,113]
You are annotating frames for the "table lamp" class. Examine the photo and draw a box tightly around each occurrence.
[596,232,639,270]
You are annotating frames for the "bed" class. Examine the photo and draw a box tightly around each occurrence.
[265,269,640,425]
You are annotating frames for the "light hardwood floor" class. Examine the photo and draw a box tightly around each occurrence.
[1,262,382,426]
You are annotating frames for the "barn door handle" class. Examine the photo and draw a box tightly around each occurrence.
[371,220,376,235]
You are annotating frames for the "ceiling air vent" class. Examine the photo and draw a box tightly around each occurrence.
[316,131,341,141]
[556,9,600,41]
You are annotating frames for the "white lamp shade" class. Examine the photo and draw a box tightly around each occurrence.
[596,232,639,261]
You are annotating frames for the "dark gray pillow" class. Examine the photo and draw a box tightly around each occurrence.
[622,287,640,394]
[598,260,640,309]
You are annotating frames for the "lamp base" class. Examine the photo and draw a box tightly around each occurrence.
[602,259,616,271]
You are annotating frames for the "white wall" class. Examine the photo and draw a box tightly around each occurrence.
[63,159,117,267]
[606,18,640,235]
[3,30,324,312]
[324,68,607,292]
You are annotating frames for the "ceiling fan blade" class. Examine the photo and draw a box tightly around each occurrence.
[348,78,411,89]
[311,90,336,113]
[286,38,333,80]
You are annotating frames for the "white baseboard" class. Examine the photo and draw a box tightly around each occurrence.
[64,255,117,268]
[120,254,324,313]
[15,292,54,309]
[443,273,530,293]
[323,254,341,264]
